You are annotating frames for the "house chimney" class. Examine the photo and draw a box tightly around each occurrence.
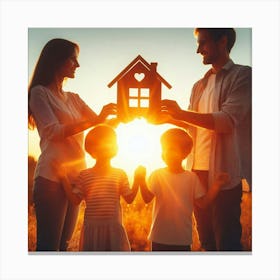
[150,62,157,73]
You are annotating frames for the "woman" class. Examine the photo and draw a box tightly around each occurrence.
[28,38,116,251]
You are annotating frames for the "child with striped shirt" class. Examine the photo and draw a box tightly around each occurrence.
[59,125,140,251]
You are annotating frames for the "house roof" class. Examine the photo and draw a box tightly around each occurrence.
[107,55,172,89]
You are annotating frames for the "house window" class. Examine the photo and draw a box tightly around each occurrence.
[129,88,150,108]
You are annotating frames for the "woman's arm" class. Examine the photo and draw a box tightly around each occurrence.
[63,103,117,137]
[29,86,117,139]
[60,176,82,205]
[55,161,82,205]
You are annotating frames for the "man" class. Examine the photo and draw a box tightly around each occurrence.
[162,28,251,251]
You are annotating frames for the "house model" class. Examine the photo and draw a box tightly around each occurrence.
[108,55,172,122]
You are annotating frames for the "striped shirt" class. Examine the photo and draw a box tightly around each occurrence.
[73,167,132,220]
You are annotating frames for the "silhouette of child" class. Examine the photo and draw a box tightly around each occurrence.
[138,128,229,251]
[58,125,140,251]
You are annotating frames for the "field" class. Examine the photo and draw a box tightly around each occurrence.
[28,189,252,252]
[28,156,252,252]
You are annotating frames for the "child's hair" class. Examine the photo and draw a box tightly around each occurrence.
[160,128,193,158]
[85,125,117,159]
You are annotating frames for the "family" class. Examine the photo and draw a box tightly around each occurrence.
[28,28,252,252]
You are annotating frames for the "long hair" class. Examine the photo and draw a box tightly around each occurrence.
[28,38,79,129]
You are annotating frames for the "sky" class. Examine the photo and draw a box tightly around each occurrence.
[28,27,252,163]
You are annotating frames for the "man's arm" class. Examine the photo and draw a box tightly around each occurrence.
[195,173,230,208]
[161,100,215,130]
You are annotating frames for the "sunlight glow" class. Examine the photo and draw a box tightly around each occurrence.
[30,118,175,181]
[112,118,173,179]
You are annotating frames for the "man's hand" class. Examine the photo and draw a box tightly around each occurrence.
[149,111,174,125]
[161,99,183,119]
[215,172,231,188]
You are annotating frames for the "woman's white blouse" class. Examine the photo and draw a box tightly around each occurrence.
[29,85,96,183]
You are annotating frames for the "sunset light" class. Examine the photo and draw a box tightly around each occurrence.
[28,28,252,180]
[27,27,252,255]
[1,0,275,275]
[115,118,171,175]
[85,118,174,179]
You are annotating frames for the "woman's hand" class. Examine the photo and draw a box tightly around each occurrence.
[106,117,121,128]
[97,103,117,123]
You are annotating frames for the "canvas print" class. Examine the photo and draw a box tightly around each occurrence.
[28,28,252,252]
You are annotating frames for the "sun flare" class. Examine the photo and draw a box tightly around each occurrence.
[85,118,170,180]
[113,118,174,179]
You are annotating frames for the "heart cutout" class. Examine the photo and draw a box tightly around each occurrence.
[134,72,145,82]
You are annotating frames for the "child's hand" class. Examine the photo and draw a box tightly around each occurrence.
[134,165,146,184]
[215,172,230,187]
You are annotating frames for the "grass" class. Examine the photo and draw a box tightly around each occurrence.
[28,156,252,252]
[28,190,252,252]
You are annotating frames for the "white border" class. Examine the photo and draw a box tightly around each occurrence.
[1,1,280,279]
